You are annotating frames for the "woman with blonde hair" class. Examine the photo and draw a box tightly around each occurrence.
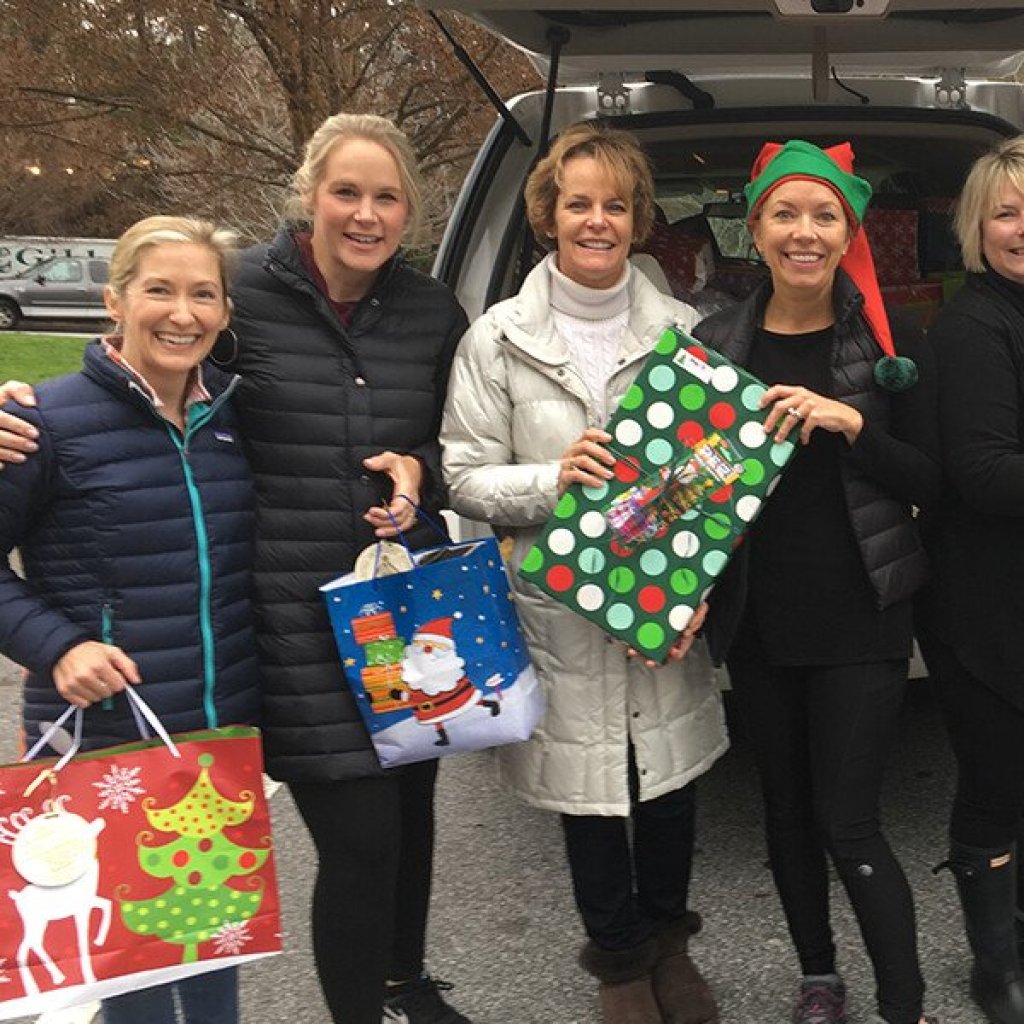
[693,139,941,1024]
[442,121,727,1024]
[920,134,1024,1024]
[0,214,258,1024]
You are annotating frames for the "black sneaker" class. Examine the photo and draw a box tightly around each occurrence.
[383,975,472,1024]
[794,975,847,1024]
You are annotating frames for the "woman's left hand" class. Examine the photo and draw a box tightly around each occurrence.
[761,385,863,446]
[628,601,709,667]
[362,451,423,537]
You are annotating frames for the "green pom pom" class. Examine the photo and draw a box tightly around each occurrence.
[874,355,918,392]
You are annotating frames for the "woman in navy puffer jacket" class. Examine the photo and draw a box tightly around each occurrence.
[0,215,257,1024]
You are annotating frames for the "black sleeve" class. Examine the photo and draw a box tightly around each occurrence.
[931,302,1024,516]
[845,310,943,510]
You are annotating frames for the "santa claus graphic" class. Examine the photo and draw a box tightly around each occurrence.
[398,616,502,746]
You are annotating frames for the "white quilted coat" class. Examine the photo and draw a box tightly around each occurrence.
[441,261,729,816]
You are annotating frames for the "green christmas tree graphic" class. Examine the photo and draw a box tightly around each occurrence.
[120,753,269,963]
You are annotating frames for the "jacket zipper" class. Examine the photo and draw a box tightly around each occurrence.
[100,603,115,711]
[130,377,238,730]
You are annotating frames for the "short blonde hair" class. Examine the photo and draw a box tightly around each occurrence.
[524,122,656,250]
[954,135,1024,272]
[108,215,237,300]
[287,112,424,243]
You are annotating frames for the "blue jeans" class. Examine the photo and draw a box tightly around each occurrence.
[101,967,239,1024]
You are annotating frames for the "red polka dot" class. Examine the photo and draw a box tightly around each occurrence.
[199,839,213,852]
[614,458,641,484]
[609,540,632,558]
[685,346,708,362]
[188,870,203,885]
[239,851,257,870]
[546,565,575,592]
[709,402,736,430]
[677,421,704,448]
[638,586,666,613]
[709,485,733,504]
[172,850,190,867]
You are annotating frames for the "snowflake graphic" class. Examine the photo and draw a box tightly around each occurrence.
[212,921,252,956]
[93,765,146,813]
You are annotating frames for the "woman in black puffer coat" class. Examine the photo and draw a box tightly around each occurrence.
[216,114,469,1024]
[918,134,1024,1024]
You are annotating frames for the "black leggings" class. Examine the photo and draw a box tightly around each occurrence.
[727,656,924,1024]
[926,638,1024,848]
[561,749,697,952]
[288,758,438,1024]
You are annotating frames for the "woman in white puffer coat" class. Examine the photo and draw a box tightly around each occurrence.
[440,122,728,1024]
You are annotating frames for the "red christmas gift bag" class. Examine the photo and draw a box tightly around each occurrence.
[0,691,281,1019]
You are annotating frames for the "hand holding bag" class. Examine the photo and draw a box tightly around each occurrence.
[0,688,281,1019]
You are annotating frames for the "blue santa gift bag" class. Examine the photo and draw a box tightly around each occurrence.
[320,535,543,768]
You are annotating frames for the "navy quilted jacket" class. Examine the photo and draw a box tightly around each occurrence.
[0,341,260,750]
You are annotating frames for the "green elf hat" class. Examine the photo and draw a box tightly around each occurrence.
[744,139,918,392]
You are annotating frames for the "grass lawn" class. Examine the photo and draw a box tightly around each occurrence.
[1,332,90,384]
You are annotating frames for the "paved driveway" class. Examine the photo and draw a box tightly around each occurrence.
[0,654,986,1023]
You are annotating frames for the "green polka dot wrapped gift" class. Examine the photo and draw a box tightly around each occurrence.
[519,327,798,661]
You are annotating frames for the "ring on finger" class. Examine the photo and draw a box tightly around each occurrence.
[786,406,803,419]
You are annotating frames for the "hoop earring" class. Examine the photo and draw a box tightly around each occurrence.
[209,327,239,367]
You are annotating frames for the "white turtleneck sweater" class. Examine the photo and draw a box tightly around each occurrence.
[547,253,631,424]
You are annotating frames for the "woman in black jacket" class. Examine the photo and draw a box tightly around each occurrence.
[224,112,469,1024]
[0,114,470,1024]
[919,135,1024,1024]
[693,140,941,1024]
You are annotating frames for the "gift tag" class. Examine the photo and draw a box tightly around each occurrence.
[13,809,100,887]
[353,541,414,580]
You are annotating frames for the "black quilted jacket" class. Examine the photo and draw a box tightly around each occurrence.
[229,229,468,781]
[693,270,937,663]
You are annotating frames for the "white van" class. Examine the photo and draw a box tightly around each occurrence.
[429,0,1024,675]
[431,0,1023,323]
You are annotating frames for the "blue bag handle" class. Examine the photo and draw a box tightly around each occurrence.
[368,496,451,580]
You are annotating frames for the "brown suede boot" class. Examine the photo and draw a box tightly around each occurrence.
[580,938,664,1024]
[651,913,719,1024]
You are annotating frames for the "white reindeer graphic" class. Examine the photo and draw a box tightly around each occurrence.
[1,799,112,997]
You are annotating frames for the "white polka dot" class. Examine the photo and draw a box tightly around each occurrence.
[672,530,700,558]
[646,401,675,430]
[668,604,695,631]
[738,421,767,449]
[579,511,608,538]
[548,528,576,556]
[711,365,739,393]
[615,419,643,447]
[576,584,605,612]
[735,495,762,522]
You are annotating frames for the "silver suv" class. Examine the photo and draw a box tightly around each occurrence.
[0,256,109,330]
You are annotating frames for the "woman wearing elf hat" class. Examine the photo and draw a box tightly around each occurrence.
[917,135,1024,1024]
[693,139,942,1024]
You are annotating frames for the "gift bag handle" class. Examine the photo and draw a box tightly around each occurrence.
[23,686,181,776]
[367,496,452,580]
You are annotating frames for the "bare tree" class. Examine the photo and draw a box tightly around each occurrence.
[0,0,538,241]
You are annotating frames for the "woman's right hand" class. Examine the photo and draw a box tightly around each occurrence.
[53,641,140,708]
[0,379,39,467]
[558,428,616,495]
